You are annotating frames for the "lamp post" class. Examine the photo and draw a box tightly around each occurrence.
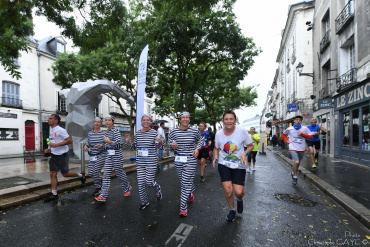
[296,62,314,78]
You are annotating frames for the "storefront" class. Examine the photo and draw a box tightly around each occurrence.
[334,78,370,166]
[314,98,334,156]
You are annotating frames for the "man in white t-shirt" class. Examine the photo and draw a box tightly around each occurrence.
[43,114,86,202]
[281,115,313,185]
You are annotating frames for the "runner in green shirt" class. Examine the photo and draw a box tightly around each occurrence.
[247,127,260,172]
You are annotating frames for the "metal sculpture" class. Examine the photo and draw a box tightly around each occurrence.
[60,80,134,160]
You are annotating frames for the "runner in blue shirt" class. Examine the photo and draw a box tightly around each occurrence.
[198,123,210,182]
[306,118,326,168]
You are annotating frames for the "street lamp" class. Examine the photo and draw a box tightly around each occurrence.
[296,62,314,78]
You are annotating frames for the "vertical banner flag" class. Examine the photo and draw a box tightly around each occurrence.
[136,44,149,131]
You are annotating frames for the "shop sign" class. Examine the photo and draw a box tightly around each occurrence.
[334,80,370,110]
[318,98,332,109]
[0,128,19,140]
[117,127,130,132]
[287,103,297,112]
[0,112,17,119]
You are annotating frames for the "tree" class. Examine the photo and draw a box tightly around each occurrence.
[0,0,34,79]
[49,0,147,137]
[146,0,261,126]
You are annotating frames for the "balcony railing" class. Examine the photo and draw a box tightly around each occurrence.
[319,84,329,98]
[336,68,357,92]
[1,97,22,108]
[320,30,331,53]
[335,0,354,34]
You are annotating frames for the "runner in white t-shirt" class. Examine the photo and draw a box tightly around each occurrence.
[44,114,86,202]
[213,110,254,222]
[281,115,313,185]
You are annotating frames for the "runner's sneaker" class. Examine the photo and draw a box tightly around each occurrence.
[252,166,256,171]
[200,176,205,182]
[43,193,58,202]
[306,155,310,158]
[139,202,149,210]
[179,210,188,217]
[188,192,194,202]
[312,163,317,168]
[80,172,86,184]
[237,200,244,214]
[291,172,298,185]
[94,196,106,202]
[92,188,101,197]
[124,186,132,197]
[226,210,236,222]
[156,186,163,201]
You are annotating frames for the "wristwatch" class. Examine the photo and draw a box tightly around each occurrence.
[244,151,249,156]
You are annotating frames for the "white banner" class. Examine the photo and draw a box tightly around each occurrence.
[136,44,149,131]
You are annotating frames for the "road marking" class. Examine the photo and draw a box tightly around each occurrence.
[165,223,193,247]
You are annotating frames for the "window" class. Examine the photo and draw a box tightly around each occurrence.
[2,81,20,107]
[343,111,350,147]
[362,106,369,150]
[349,44,355,69]
[57,93,66,112]
[57,42,65,53]
[352,109,359,148]
[94,107,100,117]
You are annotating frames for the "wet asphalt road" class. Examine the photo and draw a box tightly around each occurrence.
[1,151,369,247]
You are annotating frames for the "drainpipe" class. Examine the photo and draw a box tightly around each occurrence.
[37,49,42,152]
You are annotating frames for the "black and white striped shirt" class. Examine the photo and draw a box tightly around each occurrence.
[86,130,105,156]
[167,128,204,157]
[104,127,122,150]
[128,129,161,165]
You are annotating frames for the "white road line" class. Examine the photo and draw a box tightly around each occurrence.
[165,223,194,247]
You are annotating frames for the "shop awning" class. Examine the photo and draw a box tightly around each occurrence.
[273,117,295,125]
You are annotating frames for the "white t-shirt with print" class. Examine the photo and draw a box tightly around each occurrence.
[215,126,252,169]
[49,126,69,155]
[283,126,311,152]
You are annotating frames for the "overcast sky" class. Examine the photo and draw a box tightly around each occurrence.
[33,0,300,123]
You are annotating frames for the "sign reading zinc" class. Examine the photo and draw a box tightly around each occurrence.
[287,103,297,112]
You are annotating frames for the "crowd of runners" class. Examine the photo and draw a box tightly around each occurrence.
[43,110,321,221]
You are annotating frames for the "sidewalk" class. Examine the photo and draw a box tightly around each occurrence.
[269,145,370,229]
[0,149,174,210]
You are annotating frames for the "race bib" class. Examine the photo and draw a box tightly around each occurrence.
[252,142,255,146]
[90,155,97,162]
[293,137,303,144]
[224,159,239,169]
[175,155,187,163]
[138,148,149,157]
[49,137,55,144]
[108,149,115,156]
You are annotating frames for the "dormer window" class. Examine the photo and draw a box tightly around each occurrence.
[57,42,65,53]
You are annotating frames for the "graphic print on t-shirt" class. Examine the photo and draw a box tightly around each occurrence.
[223,141,239,161]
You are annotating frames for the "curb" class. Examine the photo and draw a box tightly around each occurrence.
[269,147,370,230]
[0,156,174,210]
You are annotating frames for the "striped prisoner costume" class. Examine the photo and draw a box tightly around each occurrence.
[86,130,106,189]
[99,127,130,199]
[167,128,204,211]
[127,129,162,204]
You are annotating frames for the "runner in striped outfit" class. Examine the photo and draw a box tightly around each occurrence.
[168,112,204,217]
[125,115,163,210]
[84,117,106,197]
[95,115,131,202]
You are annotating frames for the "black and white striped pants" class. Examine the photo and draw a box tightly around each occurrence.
[87,154,106,189]
[137,165,161,204]
[175,157,197,211]
[100,153,130,199]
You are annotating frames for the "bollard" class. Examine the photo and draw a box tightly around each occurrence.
[80,142,85,174]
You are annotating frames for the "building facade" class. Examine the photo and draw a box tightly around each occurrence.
[271,1,315,134]
[312,0,370,165]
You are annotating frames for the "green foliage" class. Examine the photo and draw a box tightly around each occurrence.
[0,0,34,79]
[146,0,261,127]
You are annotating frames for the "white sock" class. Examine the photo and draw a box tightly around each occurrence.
[52,190,57,195]
[78,173,82,178]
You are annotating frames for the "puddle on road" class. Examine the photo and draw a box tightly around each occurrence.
[275,193,318,207]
